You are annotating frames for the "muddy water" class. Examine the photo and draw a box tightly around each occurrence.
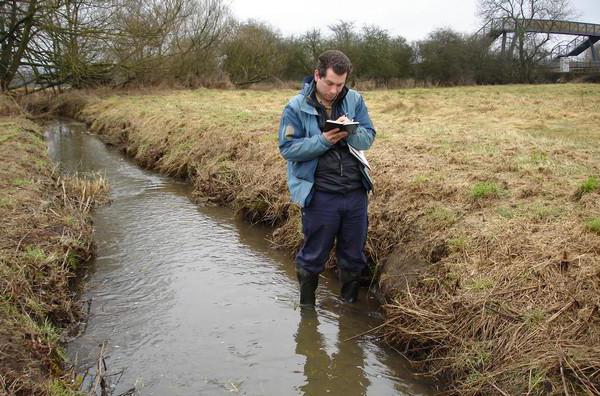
[46,120,434,396]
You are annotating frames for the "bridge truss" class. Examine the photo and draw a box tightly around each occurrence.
[475,18,600,73]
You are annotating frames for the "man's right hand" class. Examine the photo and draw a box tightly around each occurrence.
[323,128,348,145]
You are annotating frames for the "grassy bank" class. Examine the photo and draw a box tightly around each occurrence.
[26,84,600,394]
[0,100,107,394]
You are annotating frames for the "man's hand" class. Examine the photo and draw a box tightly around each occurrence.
[336,115,351,124]
[322,115,353,144]
[323,128,348,144]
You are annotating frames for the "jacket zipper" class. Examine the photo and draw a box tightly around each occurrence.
[333,150,343,176]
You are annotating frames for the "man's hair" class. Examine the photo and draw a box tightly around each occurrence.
[317,50,352,78]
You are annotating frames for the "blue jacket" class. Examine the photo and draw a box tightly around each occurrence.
[278,80,376,207]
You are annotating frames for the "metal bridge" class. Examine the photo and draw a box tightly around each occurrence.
[476,18,600,61]
[544,59,600,74]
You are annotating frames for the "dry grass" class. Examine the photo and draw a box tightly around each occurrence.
[23,83,600,394]
[0,103,108,395]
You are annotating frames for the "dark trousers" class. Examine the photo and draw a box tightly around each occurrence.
[296,189,368,274]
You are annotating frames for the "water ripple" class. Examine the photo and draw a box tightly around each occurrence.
[47,120,434,396]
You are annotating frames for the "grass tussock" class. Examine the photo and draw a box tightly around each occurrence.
[29,84,600,394]
[470,181,503,200]
[0,110,108,394]
[586,217,600,235]
[574,176,600,201]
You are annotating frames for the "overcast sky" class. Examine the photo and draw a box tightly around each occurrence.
[229,0,600,42]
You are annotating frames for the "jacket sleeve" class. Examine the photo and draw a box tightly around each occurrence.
[278,104,332,162]
[346,94,376,150]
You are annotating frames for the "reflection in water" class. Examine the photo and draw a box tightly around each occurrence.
[296,309,370,396]
[333,308,371,395]
[296,310,331,395]
[46,120,434,396]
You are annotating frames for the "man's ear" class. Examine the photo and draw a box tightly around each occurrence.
[314,69,320,81]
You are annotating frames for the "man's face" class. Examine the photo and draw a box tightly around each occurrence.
[314,68,347,103]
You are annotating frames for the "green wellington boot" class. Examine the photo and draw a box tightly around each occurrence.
[296,267,319,308]
[339,270,362,303]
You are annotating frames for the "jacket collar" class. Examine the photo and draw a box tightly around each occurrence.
[299,76,349,116]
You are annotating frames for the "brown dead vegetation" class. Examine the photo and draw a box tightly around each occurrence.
[20,84,600,394]
[0,97,108,394]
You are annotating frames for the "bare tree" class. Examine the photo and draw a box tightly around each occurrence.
[0,0,231,91]
[222,20,284,87]
[327,20,359,62]
[1,0,118,91]
[108,0,188,83]
[108,0,230,85]
[478,0,574,81]
[167,0,232,85]
[0,0,39,91]
[27,0,116,89]
[301,28,323,66]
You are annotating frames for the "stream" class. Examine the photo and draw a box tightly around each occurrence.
[45,119,434,396]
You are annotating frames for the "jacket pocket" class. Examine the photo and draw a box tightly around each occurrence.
[292,160,314,181]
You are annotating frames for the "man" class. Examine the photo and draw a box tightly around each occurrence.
[277,50,376,308]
